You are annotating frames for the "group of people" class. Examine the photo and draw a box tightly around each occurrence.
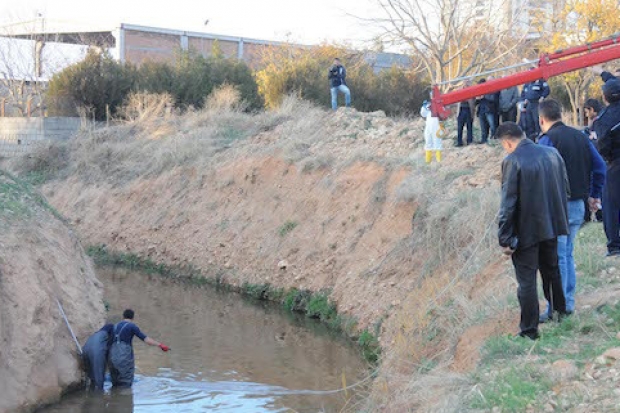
[82,309,170,390]
[456,77,550,146]
[497,68,620,339]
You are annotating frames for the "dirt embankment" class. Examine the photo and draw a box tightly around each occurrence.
[37,103,503,334]
[0,172,104,413]
[18,97,516,410]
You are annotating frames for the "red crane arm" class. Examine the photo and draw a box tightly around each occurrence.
[431,34,620,120]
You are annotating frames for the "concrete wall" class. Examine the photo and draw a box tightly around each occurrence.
[0,117,81,157]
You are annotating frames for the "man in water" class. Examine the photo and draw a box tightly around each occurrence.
[82,323,114,390]
[108,309,170,387]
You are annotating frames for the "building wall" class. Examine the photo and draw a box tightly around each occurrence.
[124,29,181,64]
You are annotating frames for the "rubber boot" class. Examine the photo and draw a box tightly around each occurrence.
[425,150,432,164]
[435,150,442,162]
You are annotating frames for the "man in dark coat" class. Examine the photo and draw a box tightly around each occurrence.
[592,73,620,256]
[521,79,551,140]
[496,122,569,339]
[328,58,351,111]
[82,323,114,390]
[538,99,606,319]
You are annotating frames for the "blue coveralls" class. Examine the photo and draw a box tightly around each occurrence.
[521,79,550,140]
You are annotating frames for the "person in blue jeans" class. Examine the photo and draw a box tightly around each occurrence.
[476,78,499,144]
[328,58,351,110]
[538,99,606,321]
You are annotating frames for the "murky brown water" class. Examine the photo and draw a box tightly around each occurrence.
[39,267,368,412]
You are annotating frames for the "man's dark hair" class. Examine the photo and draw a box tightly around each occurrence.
[334,57,340,62]
[123,309,135,319]
[538,99,562,122]
[584,98,603,113]
[495,122,524,140]
[603,79,620,103]
[478,78,486,84]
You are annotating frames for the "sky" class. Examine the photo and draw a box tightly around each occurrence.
[0,0,388,47]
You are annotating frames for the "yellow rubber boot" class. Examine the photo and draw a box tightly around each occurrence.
[425,150,432,164]
[435,150,442,162]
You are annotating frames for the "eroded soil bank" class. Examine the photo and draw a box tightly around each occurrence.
[0,172,104,413]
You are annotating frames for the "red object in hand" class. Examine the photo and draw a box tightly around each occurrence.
[159,344,170,352]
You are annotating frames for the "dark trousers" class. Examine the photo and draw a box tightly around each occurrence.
[603,163,620,253]
[511,238,566,338]
[457,108,473,145]
[479,112,496,143]
[524,101,541,140]
[500,107,517,123]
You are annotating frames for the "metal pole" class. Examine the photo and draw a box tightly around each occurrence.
[56,299,83,356]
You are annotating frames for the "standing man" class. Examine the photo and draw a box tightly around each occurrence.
[476,79,498,144]
[521,79,550,140]
[496,122,569,340]
[108,309,170,388]
[82,323,114,391]
[328,58,351,111]
[456,80,476,147]
[499,85,520,123]
[538,99,606,320]
[593,75,620,256]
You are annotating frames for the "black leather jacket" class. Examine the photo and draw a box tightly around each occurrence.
[498,139,569,249]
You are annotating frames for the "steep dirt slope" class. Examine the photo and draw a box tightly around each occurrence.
[0,172,104,413]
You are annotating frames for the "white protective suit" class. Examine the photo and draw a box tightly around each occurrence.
[420,103,443,151]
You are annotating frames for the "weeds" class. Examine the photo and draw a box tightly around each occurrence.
[278,220,298,237]
[470,366,551,412]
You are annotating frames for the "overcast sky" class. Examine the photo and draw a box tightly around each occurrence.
[0,0,387,47]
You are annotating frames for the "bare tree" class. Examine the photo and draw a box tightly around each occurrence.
[371,0,527,89]
[0,34,47,116]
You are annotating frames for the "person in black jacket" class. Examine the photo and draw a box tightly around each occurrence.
[328,58,351,111]
[496,122,569,339]
[591,69,620,256]
[476,78,499,144]
[82,324,114,391]
[537,99,606,320]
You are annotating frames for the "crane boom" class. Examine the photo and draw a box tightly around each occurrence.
[431,33,620,120]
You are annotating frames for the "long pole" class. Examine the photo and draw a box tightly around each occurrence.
[56,299,83,356]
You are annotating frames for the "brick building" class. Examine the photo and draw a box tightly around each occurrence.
[2,19,411,72]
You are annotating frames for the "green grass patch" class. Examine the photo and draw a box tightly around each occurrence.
[575,223,610,289]
[471,366,551,412]
[0,169,63,221]
[358,329,381,363]
[278,220,298,237]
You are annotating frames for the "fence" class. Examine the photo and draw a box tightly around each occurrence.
[0,117,82,157]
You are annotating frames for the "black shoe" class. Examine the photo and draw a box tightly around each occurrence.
[517,331,540,340]
[455,143,464,147]
[606,250,620,257]
[558,311,573,322]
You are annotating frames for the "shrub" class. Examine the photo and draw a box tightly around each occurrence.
[134,50,262,110]
[47,49,262,119]
[47,50,136,120]
[256,44,429,116]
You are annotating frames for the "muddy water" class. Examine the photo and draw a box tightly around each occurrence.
[40,267,367,413]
